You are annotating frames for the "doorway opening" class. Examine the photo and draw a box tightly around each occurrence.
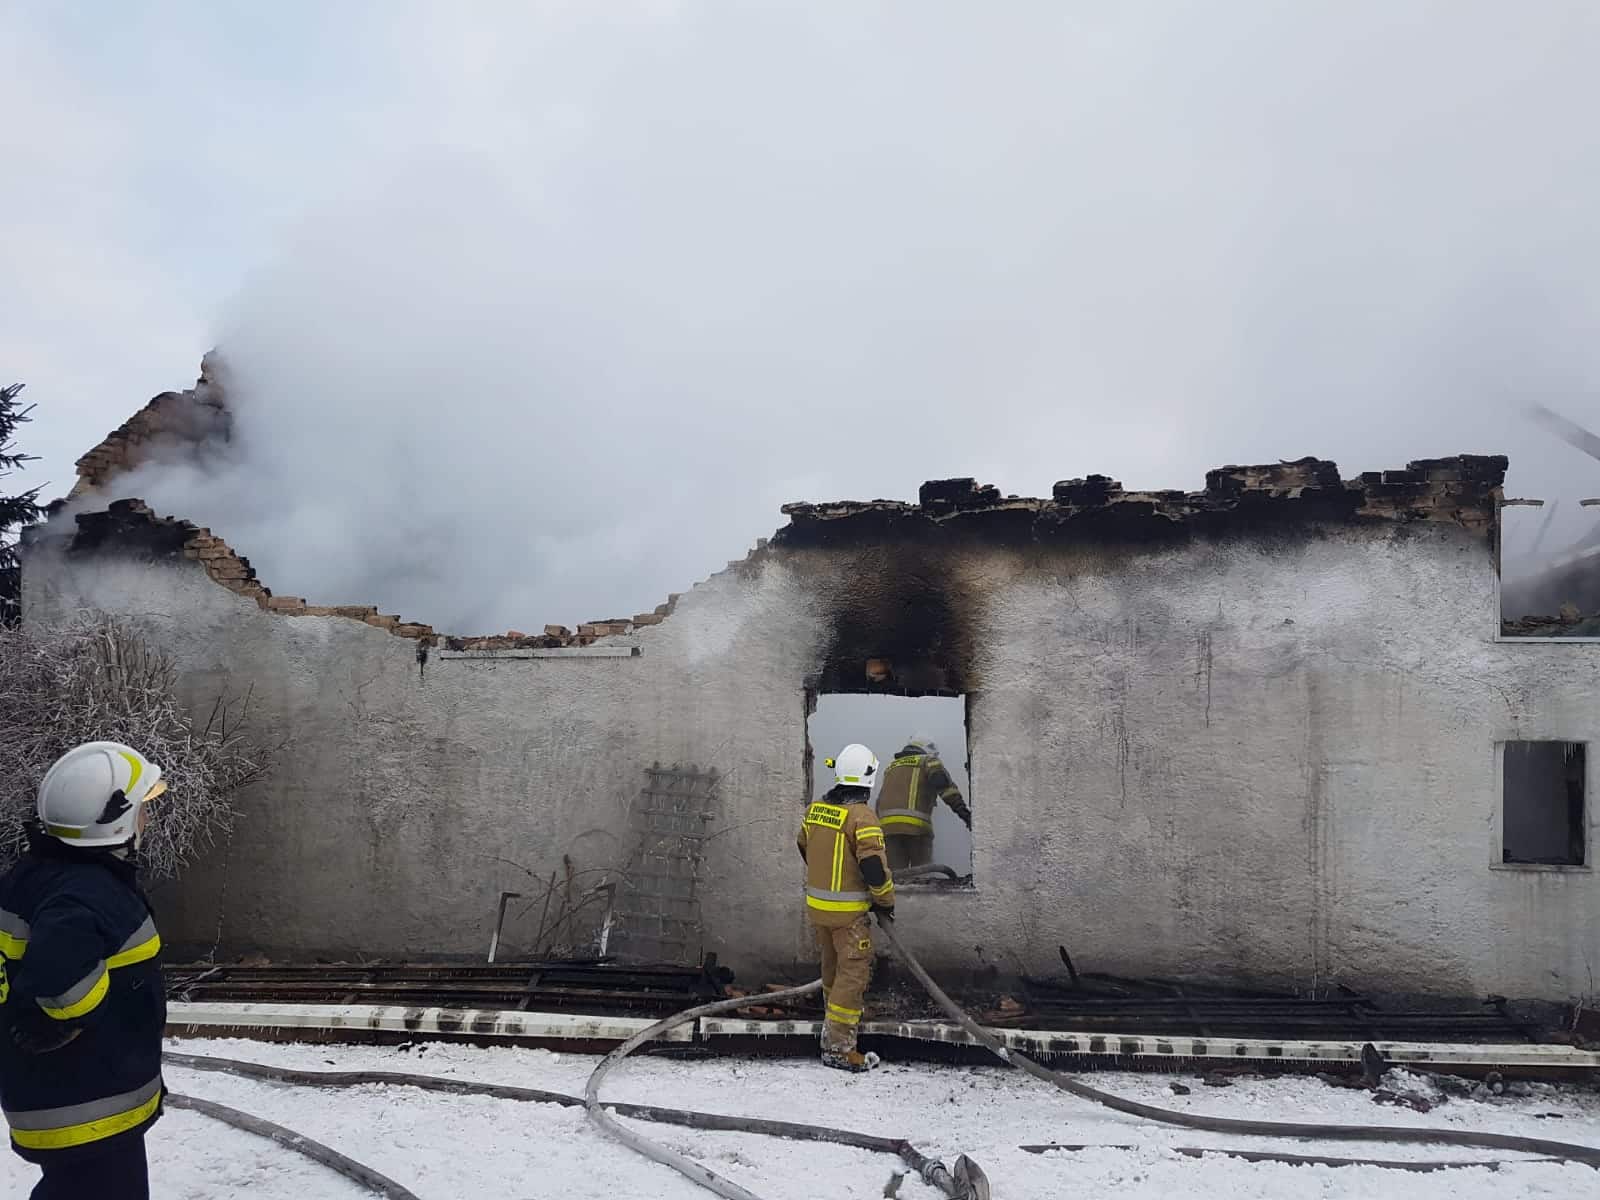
[806,692,972,886]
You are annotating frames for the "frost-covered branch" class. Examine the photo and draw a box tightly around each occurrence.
[0,614,265,877]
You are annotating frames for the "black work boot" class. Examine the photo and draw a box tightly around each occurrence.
[821,1049,881,1073]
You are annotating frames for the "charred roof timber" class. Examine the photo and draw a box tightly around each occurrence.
[777,456,1507,551]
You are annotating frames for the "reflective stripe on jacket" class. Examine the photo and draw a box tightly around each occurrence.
[0,831,165,1154]
[875,751,966,836]
[797,791,894,927]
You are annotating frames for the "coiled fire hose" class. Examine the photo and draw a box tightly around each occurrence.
[874,917,1600,1170]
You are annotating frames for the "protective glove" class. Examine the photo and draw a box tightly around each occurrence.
[9,1013,83,1055]
[871,904,895,924]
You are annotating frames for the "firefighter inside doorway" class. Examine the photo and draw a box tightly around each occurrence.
[874,736,972,871]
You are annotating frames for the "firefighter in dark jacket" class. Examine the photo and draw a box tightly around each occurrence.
[798,743,894,1073]
[875,735,971,870]
[0,742,168,1200]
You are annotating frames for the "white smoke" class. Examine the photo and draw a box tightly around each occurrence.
[75,3,1600,632]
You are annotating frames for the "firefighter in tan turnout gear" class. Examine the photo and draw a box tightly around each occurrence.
[797,743,894,1073]
[875,736,971,870]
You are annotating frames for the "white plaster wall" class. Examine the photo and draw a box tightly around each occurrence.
[23,521,1600,1002]
[900,526,1600,1003]
[23,547,830,971]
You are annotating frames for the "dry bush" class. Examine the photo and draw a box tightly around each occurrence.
[0,615,264,878]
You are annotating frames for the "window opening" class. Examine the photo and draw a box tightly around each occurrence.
[1499,401,1600,639]
[1500,500,1600,638]
[1501,741,1586,866]
[807,692,972,884]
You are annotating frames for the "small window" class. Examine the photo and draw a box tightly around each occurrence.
[1502,741,1586,866]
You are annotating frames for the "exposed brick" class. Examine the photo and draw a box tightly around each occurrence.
[919,477,1003,512]
[544,625,570,638]
[265,596,306,613]
[364,614,400,630]
[392,623,434,639]
[633,613,665,626]
[1053,475,1124,506]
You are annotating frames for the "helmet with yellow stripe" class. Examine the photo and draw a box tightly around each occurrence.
[824,743,880,793]
[37,742,167,848]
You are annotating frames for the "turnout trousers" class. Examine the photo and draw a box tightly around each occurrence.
[885,834,933,871]
[813,913,875,1054]
[21,1132,150,1200]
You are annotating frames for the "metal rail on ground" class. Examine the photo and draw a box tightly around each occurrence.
[167,999,1600,1073]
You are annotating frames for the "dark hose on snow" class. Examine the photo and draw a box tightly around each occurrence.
[581,981,985,1200]
[583,981,823,1200]
[166,1091,423,1200]
[875,918,1600,1170]
[167,1036,986,1199]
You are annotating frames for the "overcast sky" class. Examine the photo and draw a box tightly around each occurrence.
[6,3,1600,632]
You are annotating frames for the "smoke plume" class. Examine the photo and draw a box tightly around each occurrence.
[79,3,1600,632]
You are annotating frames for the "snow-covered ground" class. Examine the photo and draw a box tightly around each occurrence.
[5,1037,1596,1198]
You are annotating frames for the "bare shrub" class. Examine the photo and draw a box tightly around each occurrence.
[0,615,264,878]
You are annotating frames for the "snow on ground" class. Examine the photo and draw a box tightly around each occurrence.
[3,1037,1596,1199]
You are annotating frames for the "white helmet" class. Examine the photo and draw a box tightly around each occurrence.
[37,742,166,848]
[909,734,939,757]
[825,743,880,792]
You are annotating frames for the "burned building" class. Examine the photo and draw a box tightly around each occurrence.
[19,366,1600,1008]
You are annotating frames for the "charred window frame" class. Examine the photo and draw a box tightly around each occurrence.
[1495,741,1588,870]
[1497,498,1600,642]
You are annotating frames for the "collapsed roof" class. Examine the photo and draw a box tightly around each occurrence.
[37,359,1509,645]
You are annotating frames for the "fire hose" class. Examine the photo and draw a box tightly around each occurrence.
[165,1091,423,1200]
[583,980,988,1200]
[167,1041,991,1200]
[163,920,1600,1196]
[873,916,1600,1170]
